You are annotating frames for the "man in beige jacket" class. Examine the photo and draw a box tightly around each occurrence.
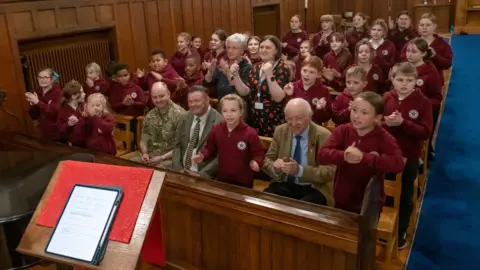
[262,98,335,206]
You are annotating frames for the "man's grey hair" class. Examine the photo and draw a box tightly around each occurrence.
[226,33,247,49]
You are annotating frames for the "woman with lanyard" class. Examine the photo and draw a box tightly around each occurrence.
[231,35,291,137]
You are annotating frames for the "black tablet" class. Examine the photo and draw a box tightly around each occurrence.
[45,184,123,265]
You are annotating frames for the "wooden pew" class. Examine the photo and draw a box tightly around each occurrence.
[1,131,380,270]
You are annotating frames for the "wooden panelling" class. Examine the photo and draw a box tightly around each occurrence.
[0,14,27,132]
[455,0,480,33]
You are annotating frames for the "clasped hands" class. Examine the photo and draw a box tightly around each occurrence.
[273,157,300,175]
[141,153,164,165]
[344,142,363,164]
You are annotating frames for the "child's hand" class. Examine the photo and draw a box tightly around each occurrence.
[386,111,403,126]
[281,54,288,61]
[25,92,39,105]
[332,69,341,78]
[322,68,334,81]
[176,77,187,89]
[282,42,288,48]
[136,68,145,78]
[192,153,204,164]
[388,16,395,29]
[316,97,327,110]
[123,95,134,106]
[249,160,260,172]
[68,115,78,126]
[344,142,363,164]
[284,82,294,96]
[81,103,89,117]
[348,101,353,111]
[86,78,94,87]
[150,71,163,81]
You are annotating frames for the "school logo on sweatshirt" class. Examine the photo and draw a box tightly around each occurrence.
[95,86,100,91]
[131,92,137,99]
[237,141,246,151]
[382,50,389,55]
[370,151,379,156]
[409,110,419,119]
[373,74,379,80]
[416,79,424,86]
[312,98,319,105]
[297,38,302,43]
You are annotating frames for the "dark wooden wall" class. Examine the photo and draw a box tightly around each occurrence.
[0,0,441,134]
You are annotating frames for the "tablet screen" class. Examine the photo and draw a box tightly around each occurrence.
[46,185,119,263]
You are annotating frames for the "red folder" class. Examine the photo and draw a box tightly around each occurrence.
[36,160,153,243]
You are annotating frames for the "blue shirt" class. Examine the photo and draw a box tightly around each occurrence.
[290,127,310,184]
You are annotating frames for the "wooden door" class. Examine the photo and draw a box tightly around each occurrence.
[253,5,280,37]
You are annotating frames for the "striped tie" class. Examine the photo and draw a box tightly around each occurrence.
[184,118,201,170]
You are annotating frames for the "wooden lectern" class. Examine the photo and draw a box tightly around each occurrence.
[16,161,166,270]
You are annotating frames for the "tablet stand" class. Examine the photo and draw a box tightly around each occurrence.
[15,161,166,269]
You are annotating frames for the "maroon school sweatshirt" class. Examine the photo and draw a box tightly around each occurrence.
[317,124,404,213]
[71,114,116,156]
[200,120,265,188]
[28,84,63,140]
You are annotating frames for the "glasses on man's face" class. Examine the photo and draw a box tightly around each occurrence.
[37,76,52,80]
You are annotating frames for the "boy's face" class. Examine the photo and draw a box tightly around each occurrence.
[150,54,167,72]
[116,69,131,85]
[185,58,199,77]
[300,66,320,85]
[346,75,367,96]
[392,73,416,96]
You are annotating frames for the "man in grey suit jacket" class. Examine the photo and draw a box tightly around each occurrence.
[172,85,222,179]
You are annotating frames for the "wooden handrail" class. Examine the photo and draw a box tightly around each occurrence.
[0,88,21,131]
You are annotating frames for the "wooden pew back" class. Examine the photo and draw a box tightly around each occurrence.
[0,132,380,270]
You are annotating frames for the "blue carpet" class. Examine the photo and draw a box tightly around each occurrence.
[407,35,480,269]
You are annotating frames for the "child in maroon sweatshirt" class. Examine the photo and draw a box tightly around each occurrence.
[57,81,86,145]
[26,68,63,142]
[317,92,404,214]
[109,63,147,117]
[383,62,433,248]
[71,93,116,155]
[137,50,181,93]
[85,62,109,97]
[349,39,385,94]
[193,94,265,188]
[172,54,205,109]
[331,66,367,126]
[323,33,353,92]
[293,40,313,81]
[369,19,396,79]
[281,15,309,59]
[284,56,332,125]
